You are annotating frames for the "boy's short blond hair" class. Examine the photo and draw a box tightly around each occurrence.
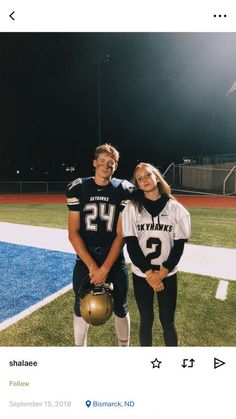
[94,143,120,163]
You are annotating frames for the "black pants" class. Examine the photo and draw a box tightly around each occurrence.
[133,273,178,346]
[73,246,129,318]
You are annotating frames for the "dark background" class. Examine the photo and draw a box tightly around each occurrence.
[1,32,236,181]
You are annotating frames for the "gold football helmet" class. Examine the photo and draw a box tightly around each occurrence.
[80,283,113,326]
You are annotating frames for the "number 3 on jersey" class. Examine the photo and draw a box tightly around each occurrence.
[84,203,116,232]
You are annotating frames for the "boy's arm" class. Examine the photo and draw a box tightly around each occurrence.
[68,210,98,274]
[90,214,124,285]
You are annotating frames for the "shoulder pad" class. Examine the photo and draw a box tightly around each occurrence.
[110,177,123,188]
[121,179,135,193]
[121,199,132,206]
[66,178,85,200]
[67,177,82,192]
[66,177,90,208]
[67,177,92,192]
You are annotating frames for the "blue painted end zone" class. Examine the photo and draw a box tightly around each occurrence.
[0,242,75,323]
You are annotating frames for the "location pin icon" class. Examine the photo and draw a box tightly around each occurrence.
[86,400,91,408]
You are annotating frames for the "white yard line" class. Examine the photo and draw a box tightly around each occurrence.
[215,280,229,301]
[1,221,235,281]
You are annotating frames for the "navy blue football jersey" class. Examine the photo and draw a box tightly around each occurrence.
[66,177,134,246]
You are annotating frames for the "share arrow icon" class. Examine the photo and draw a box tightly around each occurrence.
[214,358,226,369]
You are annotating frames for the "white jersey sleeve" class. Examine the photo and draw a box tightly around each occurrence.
[122,202,138,238]
[170,200,191,240]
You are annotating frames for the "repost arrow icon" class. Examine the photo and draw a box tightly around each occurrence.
[189,358,195,367]
[214,358,226,369]
[181,358,188,368]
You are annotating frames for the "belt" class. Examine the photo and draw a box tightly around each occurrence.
[94,246,103,255]
[76,246,107,261]
[87,245,109,255]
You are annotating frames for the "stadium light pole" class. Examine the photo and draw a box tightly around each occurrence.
[96,54,110,146]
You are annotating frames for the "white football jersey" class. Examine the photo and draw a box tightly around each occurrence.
[122,199,191,277]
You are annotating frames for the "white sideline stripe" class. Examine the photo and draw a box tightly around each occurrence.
[0,284,72,331]
[125,245,236,281]
[0,221,236,280]
[0,222,236,281]
[0,222,74,253]
[215,280,229,301]
[178,244,236,281]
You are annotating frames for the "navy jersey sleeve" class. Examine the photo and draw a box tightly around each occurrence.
[125,236,150,273]
[120,179,135,212]
[121,179,135,198]
[66,178,82,212]
[162,239,187,272]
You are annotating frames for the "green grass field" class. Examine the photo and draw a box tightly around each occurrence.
[1,271,235,347]
[0,203,236,346]
[1,203,236,248]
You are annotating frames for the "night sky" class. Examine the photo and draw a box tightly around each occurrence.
[1,32,236,181]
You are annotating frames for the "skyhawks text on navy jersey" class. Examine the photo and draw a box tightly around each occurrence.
[66,177,134,247]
